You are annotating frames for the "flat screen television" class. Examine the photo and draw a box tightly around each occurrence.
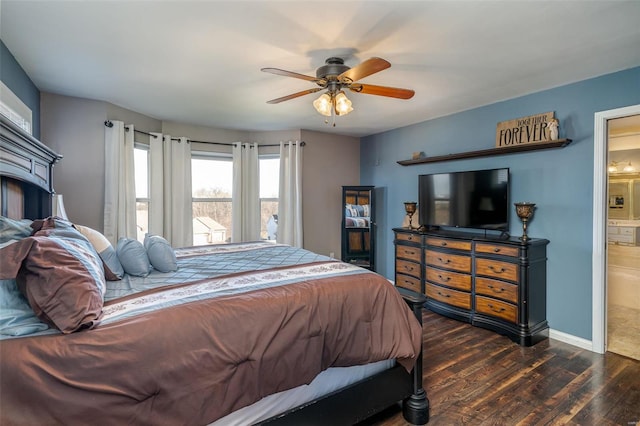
[418,168,510,232]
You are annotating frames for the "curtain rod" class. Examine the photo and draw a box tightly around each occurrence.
[186,138,305,147]
[103,120,159,138]
[104,121,305,147]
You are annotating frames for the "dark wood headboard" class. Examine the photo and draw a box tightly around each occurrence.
[0,115,62,219]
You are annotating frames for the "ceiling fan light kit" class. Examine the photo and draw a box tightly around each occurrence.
[262,56,414,126]
[313,91,354,117]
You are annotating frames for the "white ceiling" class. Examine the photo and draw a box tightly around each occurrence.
[2,1,640,138]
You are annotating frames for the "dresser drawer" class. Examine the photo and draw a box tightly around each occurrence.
[476,295,518,323]
[426,283,471,310]
[475,258,518,282]
[396,244,421,262]
[425,250,471,273]
[396,273,421,293]
[619,227,635,236]
[396,232,421,244]
[396,259,421,279]
[609,234,634,244]
[426,238,471,251]
[475,277,518,303]
[425,266,471,291]
[475,243,518,257]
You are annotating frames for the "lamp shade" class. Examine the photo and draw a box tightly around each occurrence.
[52,194,69,220]
[312,93,332,116]
[334,92,353,116]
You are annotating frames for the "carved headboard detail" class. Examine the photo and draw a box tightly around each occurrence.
[0,115,62,219]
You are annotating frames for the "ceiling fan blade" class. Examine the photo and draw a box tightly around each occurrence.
[261,67,319,82]
[349,83,415,99]
[266,88,322,104]
[338,57,391,83]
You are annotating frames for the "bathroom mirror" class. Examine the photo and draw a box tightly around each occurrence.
[608,175,640,220]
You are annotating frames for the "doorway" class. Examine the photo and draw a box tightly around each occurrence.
[592,104,640,357]
[606,116,640,360]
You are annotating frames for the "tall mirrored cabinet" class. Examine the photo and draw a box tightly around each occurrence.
[341,186,375,271]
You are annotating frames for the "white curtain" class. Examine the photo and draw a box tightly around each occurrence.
[148,132,164,237]
[148,133,193,248]
[103,121,137,246]
[278,140,303,247]
[231,142,260,242]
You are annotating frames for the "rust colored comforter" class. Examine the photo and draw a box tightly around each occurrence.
[0,263,421,425]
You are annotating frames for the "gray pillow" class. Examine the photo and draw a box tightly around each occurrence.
[116,237,152,277]
[144,234,178,273]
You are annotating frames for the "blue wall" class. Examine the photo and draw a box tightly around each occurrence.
[0,40,40,138]
[361,66,640,341]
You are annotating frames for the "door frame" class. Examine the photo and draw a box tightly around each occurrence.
[592,104,640,354]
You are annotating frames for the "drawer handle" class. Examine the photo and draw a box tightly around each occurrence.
[493,248,501,253]
[407,235,414,241]
[488,265,506,273]
[437,257,451,264]
[404,250,416,255]
[487,304,506,313]
[437,274,451,282]
[404,265,415,272]
[487,284,505,293]
[440,242,448,247]
[437,291,450,298]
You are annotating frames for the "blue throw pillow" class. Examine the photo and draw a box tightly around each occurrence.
[0,216,33,245]
[144,234,178,273]
[116,237,153,277]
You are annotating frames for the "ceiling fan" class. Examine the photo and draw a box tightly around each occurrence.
[261,57,414,125]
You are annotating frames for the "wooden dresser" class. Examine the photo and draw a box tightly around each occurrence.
[394,228,549,346]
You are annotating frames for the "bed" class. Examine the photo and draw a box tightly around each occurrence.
[0,115,430,425]
[345,203,371,228]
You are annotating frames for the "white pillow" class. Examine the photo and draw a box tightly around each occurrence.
[75,224,124,280]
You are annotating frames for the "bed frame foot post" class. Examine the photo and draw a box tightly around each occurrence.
[403,388,429,425]
[397,288,430,424]
[404,339,429,425]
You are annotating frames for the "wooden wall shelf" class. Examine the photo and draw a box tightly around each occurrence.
[397,139,572,166]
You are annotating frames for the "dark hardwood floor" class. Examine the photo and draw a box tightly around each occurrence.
[363,310,640,426]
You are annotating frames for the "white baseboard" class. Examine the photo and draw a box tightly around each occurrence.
[549,328,594,351]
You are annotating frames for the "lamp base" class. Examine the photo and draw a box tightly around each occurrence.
[514,202,536,242]
[519,219,530,241]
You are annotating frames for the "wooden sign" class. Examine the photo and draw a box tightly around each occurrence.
[496,111,555,148]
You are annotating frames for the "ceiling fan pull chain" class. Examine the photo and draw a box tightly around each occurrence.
[332,97,337,127]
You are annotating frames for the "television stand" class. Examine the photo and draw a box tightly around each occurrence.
[393,228,549,346]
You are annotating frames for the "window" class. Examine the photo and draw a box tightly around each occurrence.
[260,156,279,240]
[0,81,32,134]
[134,144,149,242]
[190,152,280,245]
[191,153,233,245]
[134,147,279,245]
